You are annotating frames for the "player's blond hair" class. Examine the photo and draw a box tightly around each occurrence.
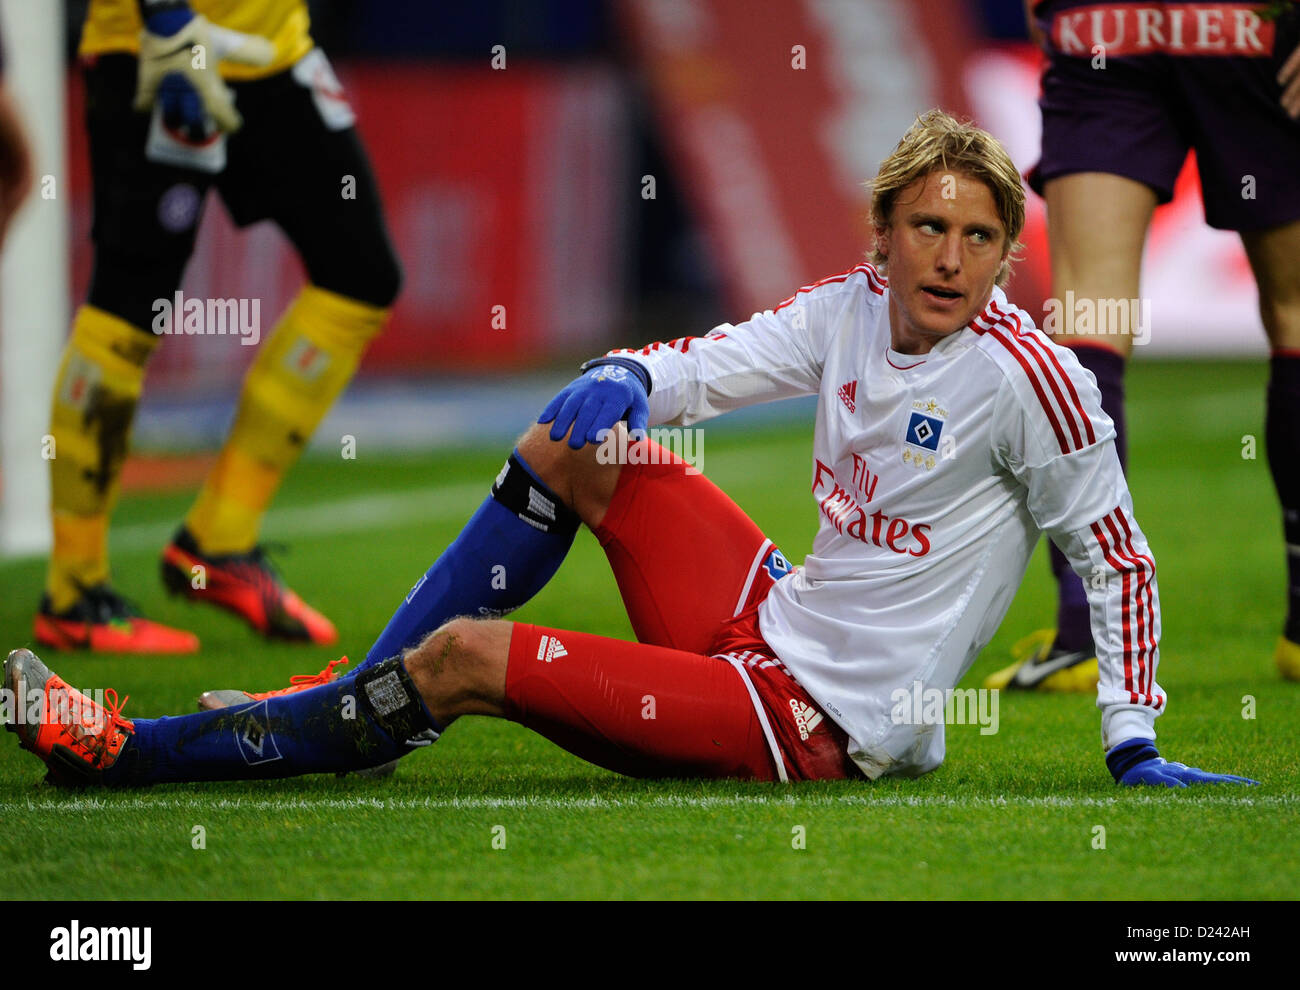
[868,109,1025,287]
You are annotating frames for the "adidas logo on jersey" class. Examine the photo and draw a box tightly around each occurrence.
[788,698,823,740]
[537,635,568,663]
[838,380,857,413]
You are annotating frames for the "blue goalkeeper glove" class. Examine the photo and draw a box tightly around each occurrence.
[1105,739,1258,788]
[538,358,651,450]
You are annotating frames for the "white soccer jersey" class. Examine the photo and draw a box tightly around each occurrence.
[611,263,1164,779]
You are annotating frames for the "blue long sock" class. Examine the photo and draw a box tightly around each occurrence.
[102,659,434,785]
[359,450,581,671]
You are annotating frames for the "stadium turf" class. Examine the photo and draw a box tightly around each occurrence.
[1,359,1295,900]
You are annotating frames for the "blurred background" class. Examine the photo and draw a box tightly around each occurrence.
[0,0,1269,558]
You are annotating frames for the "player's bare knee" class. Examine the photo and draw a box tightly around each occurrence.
[404,617,509,716]
[516,421,619,526]
[1260,298,1300,350]
[516,423,579,504]
[1242,223,1300,347]
[405,617,477,681]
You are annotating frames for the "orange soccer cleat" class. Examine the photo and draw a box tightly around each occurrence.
[4,648,135,786]
[34,584,199,654]
[161,527,337,644]
[196,655,351,710]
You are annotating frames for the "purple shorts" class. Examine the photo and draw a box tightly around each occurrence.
[1030,1,1300,230]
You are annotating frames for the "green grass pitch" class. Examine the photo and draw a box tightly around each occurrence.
[1,359,1295,899]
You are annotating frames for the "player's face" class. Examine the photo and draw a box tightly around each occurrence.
[876,170,1008,354]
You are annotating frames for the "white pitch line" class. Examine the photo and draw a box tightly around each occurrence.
[1,792,1294,814]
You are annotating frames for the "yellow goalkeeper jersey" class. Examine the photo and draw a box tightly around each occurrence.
[79,0,313,80]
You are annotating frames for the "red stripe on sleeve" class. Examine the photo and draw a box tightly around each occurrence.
[995,303,1096,448]
[1091,515,1139,704]
[1003,306,1097,449]
[775,262,885,310]
[1112,509,1163,708]
[1102,512,1152,706]
[975,318,1072,454]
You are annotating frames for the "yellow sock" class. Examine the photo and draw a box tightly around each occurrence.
[185,285,389,554]
[45,306,159,611]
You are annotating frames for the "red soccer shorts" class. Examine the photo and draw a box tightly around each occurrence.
[503,440,858,782]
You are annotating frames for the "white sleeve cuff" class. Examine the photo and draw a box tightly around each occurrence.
[1101,706,1157,751]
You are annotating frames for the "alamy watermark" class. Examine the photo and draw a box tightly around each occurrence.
[890,680,1000,735]
[151,291,261,345]
[50,921,150,970]
[1041,291,1151,345]
[595,427,705,475]
[0,685,117,734]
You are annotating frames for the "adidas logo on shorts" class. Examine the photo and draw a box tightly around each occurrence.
[838,380,857,413]
[537,635,568,663]
[788,698,823,741]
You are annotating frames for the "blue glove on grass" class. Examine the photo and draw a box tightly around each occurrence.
[1106,739,1258,788]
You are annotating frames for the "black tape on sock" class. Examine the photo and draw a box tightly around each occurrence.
[491,453,581,536]
[355,657,433,744]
